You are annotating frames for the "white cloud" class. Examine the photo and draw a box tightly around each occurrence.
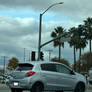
[0,16,38,58]
[0,0,91,20]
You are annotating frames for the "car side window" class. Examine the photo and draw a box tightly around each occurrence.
[41,64,57,72]
[56,64,71,74]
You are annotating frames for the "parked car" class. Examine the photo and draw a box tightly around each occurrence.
[88,67,92,85]
[8,61,86,92]
[0,73,10,84]
[0,75,3,83]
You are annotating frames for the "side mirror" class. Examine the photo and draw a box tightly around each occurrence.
[70,70,75,75]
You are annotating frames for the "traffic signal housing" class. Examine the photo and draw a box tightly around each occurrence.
[40,52,44,61]
[31,51,36,61]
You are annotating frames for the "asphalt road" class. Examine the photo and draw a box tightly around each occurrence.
[0,88,92,92]
[0,84,92,92]
[0,89,92,92]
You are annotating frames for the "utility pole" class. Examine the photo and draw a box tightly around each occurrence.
[24,48,26,62]
[47,50,53,61]
[1,56,8,82]
[1,56,8,74]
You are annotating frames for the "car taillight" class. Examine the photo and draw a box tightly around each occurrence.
[26,71,35,77]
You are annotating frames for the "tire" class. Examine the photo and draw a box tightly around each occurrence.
[11,88,23,92]
[55,91,64,92]
[11,88,16,92]
[74,83,85,92]
[16,89,23,92]
[89,81,92,85]
[31,83,44,92]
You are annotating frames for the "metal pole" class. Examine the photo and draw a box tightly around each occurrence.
[1,56,8,74]
[38,2,63,61]
[38,14,42,61]
[47,50,53,61]
[3,56,5,83]
[3,56,5,75]
[1,56,8,82]
[24,48,26,62]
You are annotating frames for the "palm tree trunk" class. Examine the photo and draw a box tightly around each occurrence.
[79,48,82,72]
[89,39,91,53]
[59,44,61,61]
[73,46,76,71]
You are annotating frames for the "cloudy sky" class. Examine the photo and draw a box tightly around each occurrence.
[0,0,91,67]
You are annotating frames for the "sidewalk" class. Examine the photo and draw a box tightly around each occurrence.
[0,84,9,90]
[87,83,92,89]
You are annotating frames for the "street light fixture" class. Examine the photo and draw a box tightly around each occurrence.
[38,2,63,60]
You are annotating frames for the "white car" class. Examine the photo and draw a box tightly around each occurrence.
[9,61,86,92]
[88,67,92,85]
[0,75,3,83]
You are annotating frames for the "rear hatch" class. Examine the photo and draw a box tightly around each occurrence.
[12,63,34,79]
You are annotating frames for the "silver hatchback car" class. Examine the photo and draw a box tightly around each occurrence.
[8,61,86,92]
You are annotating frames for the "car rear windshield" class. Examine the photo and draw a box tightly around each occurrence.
[16,63,33,71]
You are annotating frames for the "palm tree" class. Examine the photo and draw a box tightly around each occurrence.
[68,25,87,72]
[75,25,88,72]
[84,17,92,53]
[68,27,78,71]
[51,26,65,61]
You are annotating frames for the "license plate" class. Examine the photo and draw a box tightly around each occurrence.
[13,82,19,86]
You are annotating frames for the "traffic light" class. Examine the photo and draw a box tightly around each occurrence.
[40,52,44,61]
[31,51,36,61]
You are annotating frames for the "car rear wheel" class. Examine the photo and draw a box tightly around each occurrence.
[89,81,92,85]
[31,83,44,92]
[11,88,23,92]
[74,83,85,92]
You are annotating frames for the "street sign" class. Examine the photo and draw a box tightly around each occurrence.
[60,37,71,42]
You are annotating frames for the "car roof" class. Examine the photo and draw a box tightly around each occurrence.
[19,61,68,67]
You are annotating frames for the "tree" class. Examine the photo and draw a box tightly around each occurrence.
[68,27,78,71]
[75,25,88,72]
[0,68,3,73]
[7,57,19,70]
[51,57,70,67]
[68,25,87,72]
[76,52,92,72]
[84,17,92,53]
[51,26,65,61]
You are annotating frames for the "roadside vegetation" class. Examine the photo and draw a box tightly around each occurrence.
[7,57,19,71]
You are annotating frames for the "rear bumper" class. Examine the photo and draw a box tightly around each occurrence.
[8,78,32,90]
[88,77,92,84]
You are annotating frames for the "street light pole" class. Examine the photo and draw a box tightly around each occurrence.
[38,2,63,61]
[38,14,42,61]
